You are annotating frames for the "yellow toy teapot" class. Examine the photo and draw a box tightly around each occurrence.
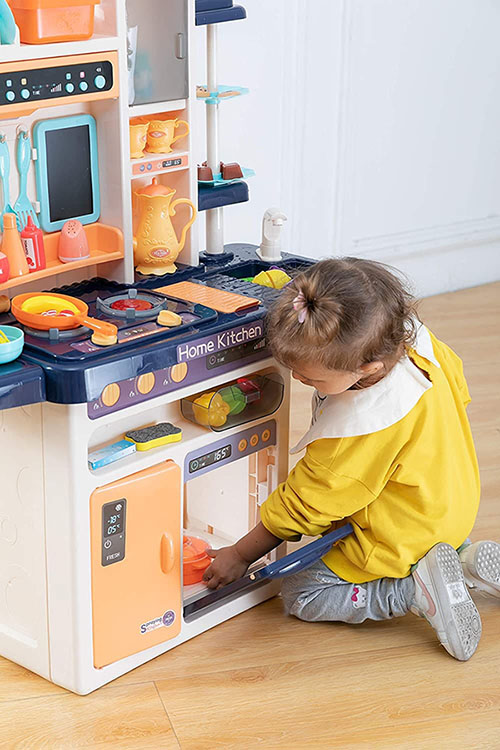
[133,178,196,275]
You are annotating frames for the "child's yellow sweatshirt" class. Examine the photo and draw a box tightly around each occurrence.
[260,324,480,583]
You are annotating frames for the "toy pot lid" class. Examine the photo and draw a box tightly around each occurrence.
[183,534,210,563]
[135,177,176,197]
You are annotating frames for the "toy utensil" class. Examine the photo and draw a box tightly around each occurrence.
[0,0,17,45]
[0,328,9,343]
[0,134,17,231]
[14,129,39,229]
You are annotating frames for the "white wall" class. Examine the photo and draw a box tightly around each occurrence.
[193,0,500,297]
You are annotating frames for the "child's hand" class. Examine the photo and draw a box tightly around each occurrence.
[203,545,249,589]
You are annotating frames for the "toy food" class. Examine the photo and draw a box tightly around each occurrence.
[192,391,231,428]
[252,269,291,290]
[157,309,182,327]
[220,162,243,180]
[218,384,246,415]
[0,295,11,313]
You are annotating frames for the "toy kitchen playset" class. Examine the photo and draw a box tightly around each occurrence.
[0,0,350,695]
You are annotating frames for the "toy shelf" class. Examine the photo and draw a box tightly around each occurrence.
[129,100,187,119]
[198,181,249,211]
[0,223,123,293]
[0,35,120,64]
[130,150,189,180]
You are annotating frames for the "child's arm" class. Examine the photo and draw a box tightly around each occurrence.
[203,522,282,589]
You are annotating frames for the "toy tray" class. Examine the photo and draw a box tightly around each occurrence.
[196,85,249,104]
[198,167,255,186]
[181,374,284,432]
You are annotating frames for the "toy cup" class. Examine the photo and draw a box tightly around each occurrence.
[146,118,190,154]
[129,119,149,159]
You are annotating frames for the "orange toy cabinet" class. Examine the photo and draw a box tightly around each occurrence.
[90,461,181,669]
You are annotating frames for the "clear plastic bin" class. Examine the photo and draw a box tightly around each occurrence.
[181,374,284,432]
[9,0,100,44]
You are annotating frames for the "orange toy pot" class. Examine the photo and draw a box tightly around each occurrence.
[183,535,211,585]
[11,291,117,340]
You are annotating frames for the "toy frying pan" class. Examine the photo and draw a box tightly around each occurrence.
[11,292,118,339]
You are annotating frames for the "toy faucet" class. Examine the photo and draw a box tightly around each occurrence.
[257,208,287,262]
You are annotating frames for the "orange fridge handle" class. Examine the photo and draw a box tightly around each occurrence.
[160,533,175,574]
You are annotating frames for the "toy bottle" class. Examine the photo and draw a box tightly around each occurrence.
[21,216,46,272]
[1,212,28,277]
[0,251,9,283]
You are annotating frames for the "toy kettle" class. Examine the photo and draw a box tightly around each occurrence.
[133,178,196,276]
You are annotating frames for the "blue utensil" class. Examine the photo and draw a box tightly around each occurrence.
[14,129,39,230]
[0,0,17,45]
[0,134,18,231]
[184,523,354,618]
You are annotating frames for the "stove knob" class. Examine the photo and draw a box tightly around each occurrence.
[65,82,75,94]
[5,90,15,102]
[79,81,89,92]
[20,88,30,100]
[94,74,106,90]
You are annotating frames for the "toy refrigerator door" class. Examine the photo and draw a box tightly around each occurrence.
[126,0,188,105]
[90,461,181,669]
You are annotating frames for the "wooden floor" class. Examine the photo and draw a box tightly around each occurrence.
[1,282,499,749]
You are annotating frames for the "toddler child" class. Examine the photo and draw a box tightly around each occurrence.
[204,257,500,661]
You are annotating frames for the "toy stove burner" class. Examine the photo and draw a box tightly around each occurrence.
[96,289,166,321]
[23,324,90,341]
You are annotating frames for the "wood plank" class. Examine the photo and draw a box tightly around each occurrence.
[0,682,180,749]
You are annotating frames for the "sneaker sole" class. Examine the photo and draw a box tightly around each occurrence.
[422,543,482,661]
[463,541,500,598]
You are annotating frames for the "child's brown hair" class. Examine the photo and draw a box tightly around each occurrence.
[267,257,418,378]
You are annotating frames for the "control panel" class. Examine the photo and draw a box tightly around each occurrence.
[101,498,127,566]
[0,59,113,106]
[185,420,276,480]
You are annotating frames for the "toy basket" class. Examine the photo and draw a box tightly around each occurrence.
[181,374,284,432]
[9,0,100,44]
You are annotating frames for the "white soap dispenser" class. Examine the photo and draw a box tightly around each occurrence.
[257,208,287,262]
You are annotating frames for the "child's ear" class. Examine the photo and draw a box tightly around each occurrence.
[359,360,384,377]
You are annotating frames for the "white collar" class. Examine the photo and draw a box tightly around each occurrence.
[291,322,439,453]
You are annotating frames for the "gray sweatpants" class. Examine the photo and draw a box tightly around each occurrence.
[280,560,416,624]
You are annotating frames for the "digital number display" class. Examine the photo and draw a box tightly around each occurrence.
[189,445,232,474]
[104,508,123,536]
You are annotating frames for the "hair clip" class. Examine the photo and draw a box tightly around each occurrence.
[293,291,308,323]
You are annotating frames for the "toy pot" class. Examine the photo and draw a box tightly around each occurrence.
[133,178,196,275]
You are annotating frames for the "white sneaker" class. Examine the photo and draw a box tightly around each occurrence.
[411,542,482,661]
[460,541,500,598]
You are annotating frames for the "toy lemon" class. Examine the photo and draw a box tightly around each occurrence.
[252,269,291,290]
[192,391,231,428]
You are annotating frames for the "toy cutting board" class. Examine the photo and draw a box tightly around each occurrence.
[156,281,260,314]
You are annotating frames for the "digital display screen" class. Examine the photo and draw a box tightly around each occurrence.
[104,507,124,536]
[45,125,94,222]
[189,445,232,474]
